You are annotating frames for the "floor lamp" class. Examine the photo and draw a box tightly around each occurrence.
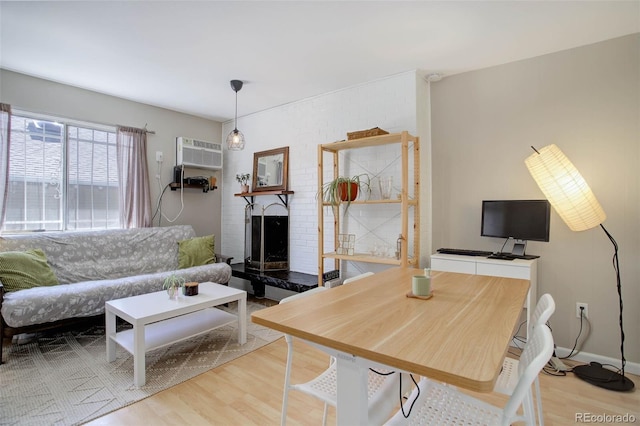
[525,144,634,392]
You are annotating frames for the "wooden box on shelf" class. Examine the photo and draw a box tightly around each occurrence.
[347,127,389,140]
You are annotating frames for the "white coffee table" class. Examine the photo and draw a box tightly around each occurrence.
[106,282,247,387]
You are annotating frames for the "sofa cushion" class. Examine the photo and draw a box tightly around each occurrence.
[178,235,215,268]
[0,249,59,292]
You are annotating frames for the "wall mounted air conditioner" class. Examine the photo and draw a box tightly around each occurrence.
[176,137,223,170]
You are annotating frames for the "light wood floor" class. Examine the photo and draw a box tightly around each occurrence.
[85,331,639,425]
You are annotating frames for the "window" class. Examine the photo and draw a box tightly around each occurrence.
[3,112,120,231]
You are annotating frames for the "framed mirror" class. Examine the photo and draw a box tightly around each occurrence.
[252,146,289,192]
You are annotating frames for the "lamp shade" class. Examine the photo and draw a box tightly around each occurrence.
[525,144,606,232]
[226,129,245,151]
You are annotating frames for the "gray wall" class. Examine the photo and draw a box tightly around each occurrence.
[431,34,639,365]
[0,70,223,240]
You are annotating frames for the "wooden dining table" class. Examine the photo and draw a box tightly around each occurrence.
[251,267,530,425]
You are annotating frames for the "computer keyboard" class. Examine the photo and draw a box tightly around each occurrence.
[436,248,493,257]
[488,253,540,260]
[487,253,515,260]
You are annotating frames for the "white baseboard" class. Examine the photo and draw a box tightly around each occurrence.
[554,346,640,376]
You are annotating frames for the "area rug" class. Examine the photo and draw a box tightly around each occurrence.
[0,301,282,426]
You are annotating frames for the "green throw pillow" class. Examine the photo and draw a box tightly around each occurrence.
[0,249,59,292]
[178,235,215,269]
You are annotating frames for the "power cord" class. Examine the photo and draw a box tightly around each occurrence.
[152,183,171,225]
[541,309,591,377]
[560,307,590,361]
[508,320,528,354]
[400,374,420,418]
[500,238,509,254]
[368,369,420,418]
[160,164,185,223]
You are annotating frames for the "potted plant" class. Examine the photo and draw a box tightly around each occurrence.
[319,174,371,212]
[236,173,251,193]
[163,273,185,300]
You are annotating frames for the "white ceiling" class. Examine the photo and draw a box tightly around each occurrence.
[1,1,638,122]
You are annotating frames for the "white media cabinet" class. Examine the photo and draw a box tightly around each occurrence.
[430,253,537,336]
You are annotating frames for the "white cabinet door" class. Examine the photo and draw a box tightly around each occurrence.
[431,256,476,274]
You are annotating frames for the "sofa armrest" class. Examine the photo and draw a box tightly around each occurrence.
[215,254,233,265]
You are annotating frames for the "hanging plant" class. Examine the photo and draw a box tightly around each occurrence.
[318,174,371,213]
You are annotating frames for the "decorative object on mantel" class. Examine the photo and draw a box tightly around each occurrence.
[236,173,251,193]
[336,234,355,255]
[162,273,185,300]
[319,174,371,213]
[347,127,389,140]
[226,79,246,151]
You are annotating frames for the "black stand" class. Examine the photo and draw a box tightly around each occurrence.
[573,362,634,392]
[511,239,526,256]
[572,225,634,392]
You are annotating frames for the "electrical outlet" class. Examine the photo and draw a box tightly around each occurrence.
[156,151,163,162]
[576,302,589,319]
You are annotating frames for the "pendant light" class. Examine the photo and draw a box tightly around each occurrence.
[226,79,245,151]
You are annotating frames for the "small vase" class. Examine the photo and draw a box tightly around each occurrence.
[241,184,249,193]
[167,285,179,300]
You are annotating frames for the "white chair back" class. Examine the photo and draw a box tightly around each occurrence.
[502,326,554,423]
[342,271,374,284]
[279,286,328,304]
[531,293,555,330]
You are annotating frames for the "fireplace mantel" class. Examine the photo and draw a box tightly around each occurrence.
[234,190,294,207]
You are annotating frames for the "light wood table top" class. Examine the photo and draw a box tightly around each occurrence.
[252,267,529,392]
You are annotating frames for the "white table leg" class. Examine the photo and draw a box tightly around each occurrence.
[526,287,531,339]
[238,295,247,345]
[133,322,146,387]
[336,354,369,426]
[106,308,116,362]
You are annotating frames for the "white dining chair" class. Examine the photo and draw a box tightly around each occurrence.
[280,272,406,426]
[342,271,374,284]
[494,293,555,425]
[385,324,554,426]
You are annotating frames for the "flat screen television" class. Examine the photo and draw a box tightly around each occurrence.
[481,200,551,245]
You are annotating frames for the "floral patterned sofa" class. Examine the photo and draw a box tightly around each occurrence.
[0,225,232,363]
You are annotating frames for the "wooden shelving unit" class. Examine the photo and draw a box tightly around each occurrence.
[317,130,420,286]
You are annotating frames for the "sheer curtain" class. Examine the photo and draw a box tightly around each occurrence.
[116,126,152,228]
[0,103,11,229]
